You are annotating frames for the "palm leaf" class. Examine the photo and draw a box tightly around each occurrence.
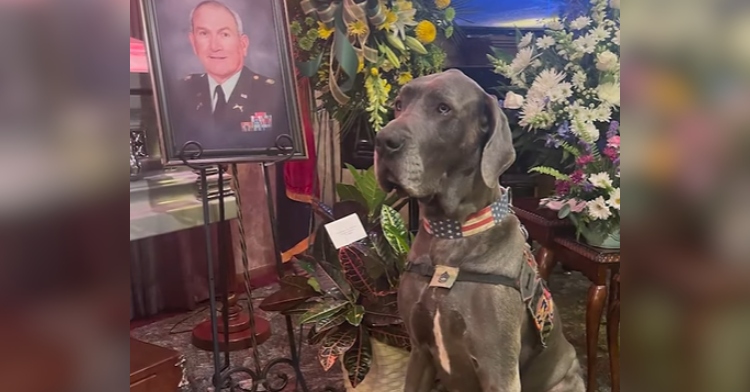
[336,183,368,207]
[319,324,358,371]
[343,326,373,387]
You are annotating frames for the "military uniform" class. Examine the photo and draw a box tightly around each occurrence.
[171,66,288,151]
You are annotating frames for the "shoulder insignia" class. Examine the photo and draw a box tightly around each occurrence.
[265,78,275,85]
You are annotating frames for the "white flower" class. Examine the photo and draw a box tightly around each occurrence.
[503,91,524,109]
[587,197,612,220]
[596,51,619,72]
[532,59,543,68]
[530,69,566,95]
[597,82,621,106]
[593,105,613,122]
[536,35,556,50]
[572,120,600,143]
[546,19,564,30]
[572,70,588,89]
[548,82,573,103]
[591,26,610,42]
[509,47,534,76]
[518,32,534,49]
[589,172,613,189]
[608,188,620,210]
[570,16,591,30]
[572,34,597,54]
[613,30,620,46]
[610,0,620,10]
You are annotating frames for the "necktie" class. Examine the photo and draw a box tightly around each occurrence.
[213,85,227,119]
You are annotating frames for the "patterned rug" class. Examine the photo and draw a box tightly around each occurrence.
[130,264,614,391]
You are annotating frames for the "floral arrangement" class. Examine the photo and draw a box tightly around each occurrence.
[487,0,620,244]
[291,0,458,132]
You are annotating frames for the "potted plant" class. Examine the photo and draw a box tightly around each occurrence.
[260,165,418,390]
[487,0,620,246]
[287,0,459,168]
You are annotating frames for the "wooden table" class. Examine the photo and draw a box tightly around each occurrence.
[130,338,183,392]
[511,198,573,280]
[552,237,620,392]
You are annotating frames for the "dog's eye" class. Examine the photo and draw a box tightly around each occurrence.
[437,103,451,115]
[394,100,402,111]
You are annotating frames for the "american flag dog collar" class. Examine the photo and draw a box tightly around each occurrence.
[423,188,523,239]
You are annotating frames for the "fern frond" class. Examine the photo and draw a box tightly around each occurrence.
[559,141,582,158]
[529,166,571,181]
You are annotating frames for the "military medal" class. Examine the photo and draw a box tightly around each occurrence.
[429,265,459,289]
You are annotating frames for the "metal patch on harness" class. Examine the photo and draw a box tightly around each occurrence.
[429,265,459,289]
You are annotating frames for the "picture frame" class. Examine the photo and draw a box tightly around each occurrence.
[139,0,307,165]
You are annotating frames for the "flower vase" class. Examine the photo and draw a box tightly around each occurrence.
[580,223,620,249]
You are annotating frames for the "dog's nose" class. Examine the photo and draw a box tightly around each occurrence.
[375,131,405,154]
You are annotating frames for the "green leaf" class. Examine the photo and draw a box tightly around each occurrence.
[369,324,411,351]
[299,299,350,325]
[295,256,317,276]
[354,167,387,216]
[319,324,358,371]
[528,166,571,181]
[308,277,322,293]
[381,205,410,255]
[557,203,571,219]
[314,308,349,334]
[444,7,456,22]
[336,183,368,207]
[333,200,369,226]
[343,327,373,387]
[346,305,365,326]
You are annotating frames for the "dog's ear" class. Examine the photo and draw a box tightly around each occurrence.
[480,93,516,188]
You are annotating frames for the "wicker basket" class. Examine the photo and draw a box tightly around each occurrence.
[341,339,409,392]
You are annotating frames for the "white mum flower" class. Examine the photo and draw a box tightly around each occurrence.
[518,99,545,127]
[548,82,573,103]
[509,47,534,76]
[518,32,534,49]
[593,105,613,122]
[536,35,556,50]
[570,16,592,30]
[591,26,610,42]
[597,82,621,107]
[546,19,564,30]
[572,70,588,89]
[587,197,612,220]
[589,172,613,189]
[573,34,597,54]
[608,188,620,210]
[596,51,619,72]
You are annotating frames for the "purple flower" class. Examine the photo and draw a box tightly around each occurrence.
[607,121,620,138]
[557,122,571,138]
[555,180,571,195]
[578,139,592,153]
[581,181,595,192]
[545,134,562,148]
[576,155,594,166]
[603,146,619,161]
[570,170,586,184]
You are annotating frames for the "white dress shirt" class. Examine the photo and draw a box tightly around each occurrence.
[207,70,242,112]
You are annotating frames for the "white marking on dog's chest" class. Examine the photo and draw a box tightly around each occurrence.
[433,309,451,375]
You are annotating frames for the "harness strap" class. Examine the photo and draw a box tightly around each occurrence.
[404,262,520,289]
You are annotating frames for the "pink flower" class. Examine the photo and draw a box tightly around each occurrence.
[576,155,594,166]
[603,146,619,161]
[570,170,586,184]
[607,135,620,148]
[567,198,587,213]
[555,180,571,195]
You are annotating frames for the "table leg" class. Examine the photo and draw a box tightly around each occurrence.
[607,274,620,392]
[536,246,557,281]
[586,284,607,392]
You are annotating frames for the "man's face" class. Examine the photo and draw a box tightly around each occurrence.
[189,4,248,83]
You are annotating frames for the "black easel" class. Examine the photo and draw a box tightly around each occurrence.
[178,136,319,392]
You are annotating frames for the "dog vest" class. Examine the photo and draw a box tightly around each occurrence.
[408,191,555,347]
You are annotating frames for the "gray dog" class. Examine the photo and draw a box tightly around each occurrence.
[374,69,585,392]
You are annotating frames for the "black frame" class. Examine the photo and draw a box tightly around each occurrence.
[139,0,307,165]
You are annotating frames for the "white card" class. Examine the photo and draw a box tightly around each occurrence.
[324,213,367,249]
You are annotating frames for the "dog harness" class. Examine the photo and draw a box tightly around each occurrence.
[408,191,555,347]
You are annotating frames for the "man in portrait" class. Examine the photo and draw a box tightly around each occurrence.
[174,0,285,147]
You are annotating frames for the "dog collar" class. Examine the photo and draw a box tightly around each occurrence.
[423,188,512,239]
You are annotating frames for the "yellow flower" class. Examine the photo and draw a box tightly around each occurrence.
[415,20,437,44]
[396,0,413,11]
[357,57,365,73]
[384,82,392,95]
[434,0,451,10]
[347,20,368,38]
[380,9,398,31]
[370,67,379,76]
[397,72,413,85]
[317,21,334,40]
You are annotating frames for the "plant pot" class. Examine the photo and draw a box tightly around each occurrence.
[580,224,620,249]
[342,339,408,392]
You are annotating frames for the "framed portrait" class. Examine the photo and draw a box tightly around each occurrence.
[140,0,307,165]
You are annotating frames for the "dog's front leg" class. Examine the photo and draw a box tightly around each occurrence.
[404,347,436,392]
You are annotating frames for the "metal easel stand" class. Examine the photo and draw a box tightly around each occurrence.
[179,135,315,392]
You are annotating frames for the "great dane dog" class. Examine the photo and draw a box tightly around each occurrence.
[374,69,585,392]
